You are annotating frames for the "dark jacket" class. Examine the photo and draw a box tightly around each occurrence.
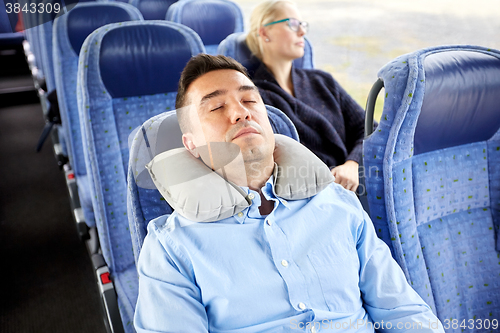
[253,64,366,168]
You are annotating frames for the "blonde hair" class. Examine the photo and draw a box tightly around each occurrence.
[246,0,296,60]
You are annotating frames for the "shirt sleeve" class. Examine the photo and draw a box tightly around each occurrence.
[134,218,209,333]
[355,209,445,333]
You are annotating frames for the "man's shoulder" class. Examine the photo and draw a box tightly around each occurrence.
[147,212,188,240]
[315,182,365,214]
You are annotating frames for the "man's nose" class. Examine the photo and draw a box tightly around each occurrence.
[229,103,251,123]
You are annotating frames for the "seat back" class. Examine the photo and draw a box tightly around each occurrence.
[129,0,177,20]
[217,32,314,76]
[0,0,23,46]
[53,2,142,179]
[166,0,243,55]
[363,45,500,323]
[39,0,88,92]
[0,0,17,33]
[78,18,204,280]
[20,0,46,76]
[127,105,299,263]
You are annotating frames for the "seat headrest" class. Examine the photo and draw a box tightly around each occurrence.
[99,22,202,98]
[217,32,314,76]
[414,50,500,155]
[137,0,177,20]
[67,4,140,55]
[221,32,259,74]
[146,134,334,222]
[171,0,240,45]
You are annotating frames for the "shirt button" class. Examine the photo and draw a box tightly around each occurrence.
[267,220,272,226]
[248,193,255,200]
[298,302,306,310]
[281,260,288,267]
[237,212,244,218]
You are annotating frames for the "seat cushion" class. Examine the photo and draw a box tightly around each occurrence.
[76,174,96,228]
[114,264,139,333]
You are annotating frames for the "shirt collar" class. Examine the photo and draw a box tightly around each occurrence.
[233,168,290,224]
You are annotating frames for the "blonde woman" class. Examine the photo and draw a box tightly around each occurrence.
[247,0,366,192]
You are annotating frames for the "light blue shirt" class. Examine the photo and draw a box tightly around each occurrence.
[134,177,444,333]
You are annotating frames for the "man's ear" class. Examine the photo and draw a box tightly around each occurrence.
[182,133,200,158]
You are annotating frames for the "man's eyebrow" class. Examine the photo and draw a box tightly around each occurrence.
[239,85,258,92]
[200,89,227,105]
[199,86,258,106]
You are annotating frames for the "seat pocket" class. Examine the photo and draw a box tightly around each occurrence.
[307,242,362,313]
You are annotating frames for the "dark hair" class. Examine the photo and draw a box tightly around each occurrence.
[176,54,250,109]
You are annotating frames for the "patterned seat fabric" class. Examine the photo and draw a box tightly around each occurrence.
[77,20,204,332]
[38,0,74,157]
[166,0,243,55]
[127,105,300,264]
[217,32,314,76]
[363,45,500,329]
[53,2,143,227]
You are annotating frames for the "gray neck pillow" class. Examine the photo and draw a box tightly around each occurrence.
[146,134,334,222]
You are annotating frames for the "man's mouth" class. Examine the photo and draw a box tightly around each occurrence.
[232,127,259,140]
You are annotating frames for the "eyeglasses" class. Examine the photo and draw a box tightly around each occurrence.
[263,18,309,33]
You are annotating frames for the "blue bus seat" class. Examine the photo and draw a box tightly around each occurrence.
[38,0,74,159]
[363,45,500,325]
[217,32,314,76]
[19,0,48,82]
[77,20,204,332]
[0,0,24,47]
[129,0,177,20]
[53,2,143,230]
[166,0,243,55]
[127,105,299,264]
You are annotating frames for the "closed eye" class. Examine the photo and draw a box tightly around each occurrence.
[243,100,257,104]
[211,105,223,112]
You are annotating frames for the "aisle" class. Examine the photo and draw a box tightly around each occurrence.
[0,101,106,333]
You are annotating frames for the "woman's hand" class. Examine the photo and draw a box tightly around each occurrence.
[331,160,359,192]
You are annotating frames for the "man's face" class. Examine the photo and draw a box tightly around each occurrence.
[181,69,275,165]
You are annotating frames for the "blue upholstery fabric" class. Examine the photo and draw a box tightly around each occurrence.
[127,105,299,264]
[114,264,139,332]
[53,3,143,228]
[0,0,23,45]
[21,0,46,76]
[0,1,23,45]
[166,0,243,55]
[363,45,500,327]
[39,1,71,157]
[217,32,314,76]
[99,24,194,97]
[76,174,96,224]
[39,0,68,92]
[39,21,56,92]
[0,0,17,33]
[414,51,500,155]
[129,0,177,20]
[77,20,204,332]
